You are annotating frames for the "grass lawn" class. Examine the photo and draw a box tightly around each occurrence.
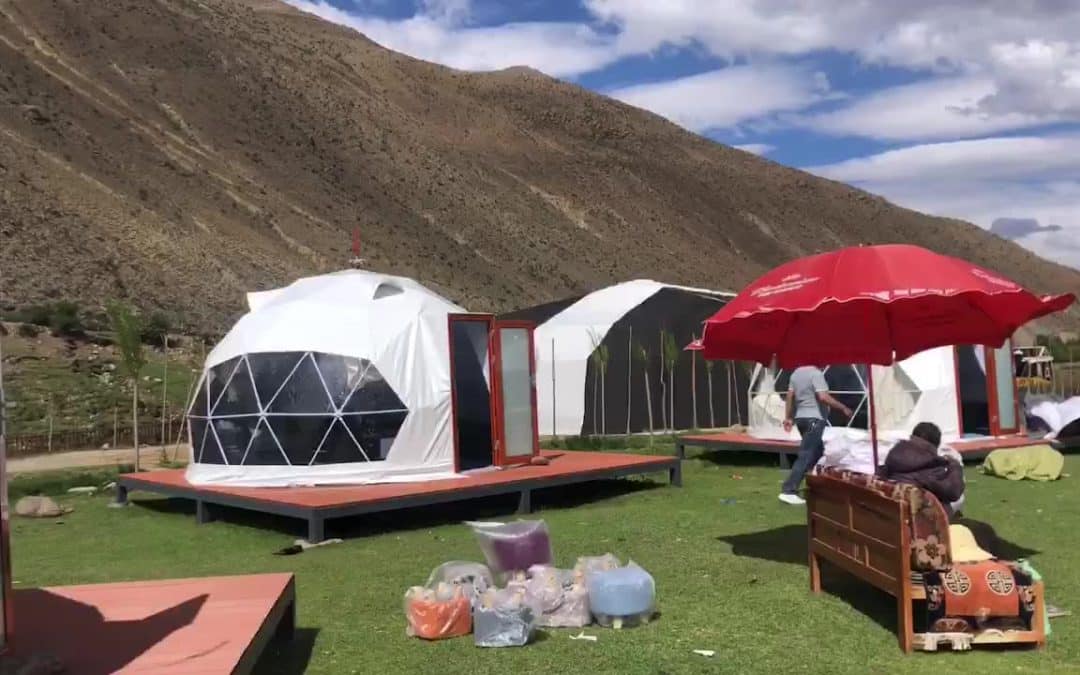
[10,448,1080,674]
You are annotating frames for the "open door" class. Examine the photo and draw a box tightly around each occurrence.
[448,314,496,472]
[490,321,540,467]
[985,340,1019,436]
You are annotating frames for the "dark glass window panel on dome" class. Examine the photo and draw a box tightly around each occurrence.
[267,354,334,414]
[247,352,306,409]
[343,412,406,461]
[310,418,368,464]
[244,418,286,465]
[189,375,210,416]
[207,357,241,413]
[212,358,260,415]
[313,353,364,409]
[200,422,227,464]
[267,416,332,466]
[212,417,256,465]
[188,417,210,463]
[341,364,404,413]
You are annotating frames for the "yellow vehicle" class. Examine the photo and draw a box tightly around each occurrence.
[1014,346,1055,392]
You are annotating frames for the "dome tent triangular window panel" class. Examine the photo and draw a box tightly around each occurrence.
[212,417,257,465]
[189,417,210,463]
[188,374,211,416]
[267,415,333,466]
[313,353,366,410]
[266,352,335,414]
[202,422,228,465]
[310,417,369,465]
[242,417,290,465]
[342,411,407,461]
[247,352,306,407]
[211,356,261,415]
[207,356,241,414]
[341,362,406,414]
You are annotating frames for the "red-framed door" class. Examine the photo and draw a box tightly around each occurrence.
[984,340,1020,436]
[490,320,540,467]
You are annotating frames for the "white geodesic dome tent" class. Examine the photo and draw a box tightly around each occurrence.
[748,346,963,443]
[185,270,469,487]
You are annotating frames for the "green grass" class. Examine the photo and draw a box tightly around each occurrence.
[11,451,1080,674]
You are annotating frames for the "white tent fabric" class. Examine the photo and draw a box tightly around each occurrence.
[531,279,733,436]
[1030,397,1080,438]
[186,270,467,487]
[748,347,962,442]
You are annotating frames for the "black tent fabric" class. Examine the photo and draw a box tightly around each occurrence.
[504,286,750,435]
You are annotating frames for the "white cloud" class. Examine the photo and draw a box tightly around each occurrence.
[806,134,1080,269]
[286,1,623,77]
[800,77,1056,141]
[608,65,830,132]
[733,143,775,156]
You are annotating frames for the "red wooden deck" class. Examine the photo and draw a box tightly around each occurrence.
[10,573,295,674]
[117,450,680,542]
[677,431,1050,459]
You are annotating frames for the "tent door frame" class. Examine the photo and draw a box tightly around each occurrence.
[489,320,540,467]
[984,340,1020,436]
[447,313,498,473]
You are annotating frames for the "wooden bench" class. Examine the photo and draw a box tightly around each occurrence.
[807,471,1045,653]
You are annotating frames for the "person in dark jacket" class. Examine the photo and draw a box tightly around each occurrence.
[879,422,965,519]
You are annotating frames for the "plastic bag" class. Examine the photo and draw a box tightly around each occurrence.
[574,553,621,579]
[404,585,472,640]
[467,520,553,578]
[587,561,656,629]
[425,561,494,604]
[473,588,541,647]
[521,565,591,628]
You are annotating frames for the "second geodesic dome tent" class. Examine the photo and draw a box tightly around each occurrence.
[747,342,1023,442]
[185,270,540,487]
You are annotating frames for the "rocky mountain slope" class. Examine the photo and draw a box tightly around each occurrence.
[2,0,1077,333]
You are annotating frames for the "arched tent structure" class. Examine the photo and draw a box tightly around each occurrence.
[748,343,1021,443]
[501,280,751,437]
[185,270,539,487]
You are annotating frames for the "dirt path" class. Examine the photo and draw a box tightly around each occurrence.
[8,445,186,475]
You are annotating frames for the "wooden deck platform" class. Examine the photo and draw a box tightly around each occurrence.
[117,450,680,542]
[10,573,295,674]
[676,431,1055,467]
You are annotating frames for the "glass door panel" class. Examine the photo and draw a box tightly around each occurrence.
[494,324,538,464]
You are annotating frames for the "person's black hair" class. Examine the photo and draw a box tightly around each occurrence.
[912,421,942,448]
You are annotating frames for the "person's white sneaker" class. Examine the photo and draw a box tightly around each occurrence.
[778,493,806,505]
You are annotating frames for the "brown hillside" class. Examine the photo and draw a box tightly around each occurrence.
[1,0,1077,333]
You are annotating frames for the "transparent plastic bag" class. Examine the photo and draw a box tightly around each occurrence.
[425,561,494,604]
[473,588,541,647]
[587,561,656,629]
[404,585,472,640]
[574,553,621,579]
[522,565,591,628]
[466,520,553,578]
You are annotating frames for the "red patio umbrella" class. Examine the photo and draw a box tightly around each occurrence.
[698,244,1075,464]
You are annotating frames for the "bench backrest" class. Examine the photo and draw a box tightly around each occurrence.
[807,472,911,597]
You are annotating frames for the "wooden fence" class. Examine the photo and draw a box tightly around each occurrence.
[6,416,187,458]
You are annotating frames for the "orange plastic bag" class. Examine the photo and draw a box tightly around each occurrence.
[404,585,472,640]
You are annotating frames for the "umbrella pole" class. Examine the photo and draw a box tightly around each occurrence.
[867,363,879,468]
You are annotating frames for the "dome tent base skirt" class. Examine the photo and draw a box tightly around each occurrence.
[185,461,460,487]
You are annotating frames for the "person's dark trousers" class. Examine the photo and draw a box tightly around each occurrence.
[781,418,826,494]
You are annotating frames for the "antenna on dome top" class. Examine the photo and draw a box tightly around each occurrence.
[349,227,366,269]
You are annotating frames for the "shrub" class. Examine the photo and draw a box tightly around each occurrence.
[140,311,172,345]
[48,301,84,336]
[16,323,41,338]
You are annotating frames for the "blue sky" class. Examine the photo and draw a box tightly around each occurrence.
[288,0,1080,270]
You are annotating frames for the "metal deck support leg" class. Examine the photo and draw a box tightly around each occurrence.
[517,488,532,514]
[669,461,683,487]
[196,500,216,524]
[307,515,325,544]
[675,442,685,461]
[779,453,791,470]
[113,484,129,506]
